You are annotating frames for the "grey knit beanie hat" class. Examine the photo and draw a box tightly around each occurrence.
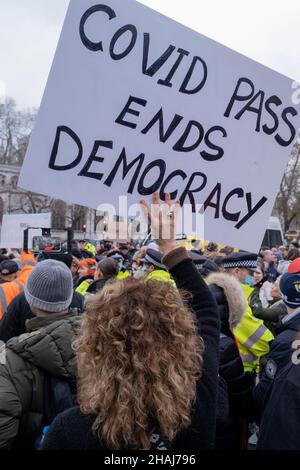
[25,259,73,313]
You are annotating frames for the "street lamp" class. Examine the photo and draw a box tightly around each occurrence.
[8,190,11,214]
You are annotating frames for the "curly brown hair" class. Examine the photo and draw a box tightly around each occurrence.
[73,277,204,450]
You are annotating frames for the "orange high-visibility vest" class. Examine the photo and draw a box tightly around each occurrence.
[0,252,36,319]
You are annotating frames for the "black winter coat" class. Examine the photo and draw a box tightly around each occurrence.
[257,359,300,450]
[253,310,300,416]
[42,247,220,450]
[207,273,254,449]
[86,278,108,294]
[0,311,81,449]
[0,291,84,343]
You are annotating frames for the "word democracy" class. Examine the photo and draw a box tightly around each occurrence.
[49,125,267,230]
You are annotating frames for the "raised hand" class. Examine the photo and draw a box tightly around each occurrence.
[140,192,180,255]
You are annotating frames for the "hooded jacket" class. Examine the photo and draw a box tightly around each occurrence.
[0,291,84,343]
[207,272,246,334]
[0,310,81,450]
[207,273,254,449]
[226,282,273,373]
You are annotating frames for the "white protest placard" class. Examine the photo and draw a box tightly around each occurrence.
[0,213,51,248]
[18,0,300,251]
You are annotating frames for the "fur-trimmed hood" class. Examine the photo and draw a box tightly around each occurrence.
[206,272,246,330]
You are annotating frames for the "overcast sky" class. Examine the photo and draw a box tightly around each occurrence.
[1,0,300,109]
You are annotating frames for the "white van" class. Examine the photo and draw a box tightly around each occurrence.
[261,216,284,248]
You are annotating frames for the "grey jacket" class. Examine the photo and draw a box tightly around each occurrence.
[0,310,81,449]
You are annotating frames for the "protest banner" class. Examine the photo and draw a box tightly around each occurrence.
[0,213,51,248]
[18,0,300,251]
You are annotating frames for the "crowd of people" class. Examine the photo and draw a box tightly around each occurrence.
[0,194,300,451]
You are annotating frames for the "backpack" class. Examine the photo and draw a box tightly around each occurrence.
[35,374,76,449]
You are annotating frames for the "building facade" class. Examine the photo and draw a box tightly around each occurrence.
[0,164,99,240]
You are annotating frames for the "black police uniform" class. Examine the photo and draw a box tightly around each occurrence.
[253,310,300,416]
[257,358,300,450]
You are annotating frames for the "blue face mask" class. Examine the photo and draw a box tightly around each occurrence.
[243,275,255,287]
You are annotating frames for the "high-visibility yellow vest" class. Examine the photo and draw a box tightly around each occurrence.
[75,279,93,296]
[117,270,130,280]
[145,269,176,288]
[233,283,274,373]
[84,242,96,256]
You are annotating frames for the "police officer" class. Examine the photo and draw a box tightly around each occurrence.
[139,249,176,287]
[253,271,300,416]
[222,252,274,374]
[189,252,219,278]
[107,251,130,280]
[78,240,96,258]
[256,352,300,449]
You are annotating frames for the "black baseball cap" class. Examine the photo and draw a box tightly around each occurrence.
[0,260,19,276]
